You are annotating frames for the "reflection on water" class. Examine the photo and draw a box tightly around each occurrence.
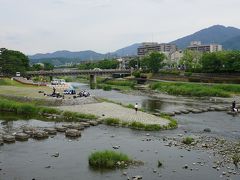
[70,82,198,112]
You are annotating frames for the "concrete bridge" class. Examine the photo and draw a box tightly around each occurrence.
[26,69,131,89]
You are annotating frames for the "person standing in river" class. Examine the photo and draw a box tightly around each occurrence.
[232,101,238,112]
[134,103,138,114]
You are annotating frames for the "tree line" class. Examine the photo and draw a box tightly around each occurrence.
[180,50,240,73]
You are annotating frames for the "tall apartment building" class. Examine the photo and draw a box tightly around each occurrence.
[137,42,177,56]
[187,41,223,53]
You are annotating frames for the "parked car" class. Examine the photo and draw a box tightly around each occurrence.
[63,89,76,95]
[51,79,66,85]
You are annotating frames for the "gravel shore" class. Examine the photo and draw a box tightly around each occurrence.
[58,102,169,125]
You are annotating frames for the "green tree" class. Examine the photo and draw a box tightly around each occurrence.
[201,52,222,72]
[128,57,140,69]
[43,62,54,70]
[0,48,29,76]
[142,51,165,73]
[32,64,44,71]
[180,50,202,70]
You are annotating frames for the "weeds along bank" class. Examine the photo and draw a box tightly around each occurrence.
[150,81,240,97]
[0,98,97,121]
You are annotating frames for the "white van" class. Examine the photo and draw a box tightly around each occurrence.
[16,72,21,77]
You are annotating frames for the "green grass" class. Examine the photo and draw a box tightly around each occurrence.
[105,80,135,87]
[104,118,121,126]
[160,114,178,129]
[129,121,162,131]
[150,81,235,97]
[97,79,136,92]
[0,98,97,121]
[0,78,25,86]
[62,111,97,121]
[89,150,131,169]
[182,137,194,145]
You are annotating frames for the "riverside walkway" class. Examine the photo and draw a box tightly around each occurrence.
[59,102,169,126]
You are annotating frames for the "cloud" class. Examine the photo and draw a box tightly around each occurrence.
[0,0,239,54]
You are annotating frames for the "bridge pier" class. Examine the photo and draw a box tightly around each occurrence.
[90,74,97,89]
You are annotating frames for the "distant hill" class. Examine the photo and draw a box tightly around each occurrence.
[111,43,140,57]
[222,35,240,50]
[29,25,240,66]
[29,50,104,60]
[29,43,140,65]
[171,25,240,49]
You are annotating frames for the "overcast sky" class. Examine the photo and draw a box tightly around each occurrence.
[0,0,239,55]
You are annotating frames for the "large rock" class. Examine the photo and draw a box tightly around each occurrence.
[89,120,98,126]
[62,124,84,130]
[192,109,203,114]
[15,132,29,141]
[180,110,189,114]
[65,129,81,138]
[80,122,90,128]
[22,127,36,136]
[55,126,67,132]
[214,106,227,111]
[33,130,49,139]
[3,135,15,143]
[44,128,57,135]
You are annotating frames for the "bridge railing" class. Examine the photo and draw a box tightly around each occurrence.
[26,69,131,76]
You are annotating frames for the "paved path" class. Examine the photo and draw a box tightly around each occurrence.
[59,102,169,126]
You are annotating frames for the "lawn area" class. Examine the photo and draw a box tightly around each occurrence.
[0,78,51,98]
[150,81,240,97]
[0,78,25,86]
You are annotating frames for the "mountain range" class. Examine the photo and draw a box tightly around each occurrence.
[29,25,240,65]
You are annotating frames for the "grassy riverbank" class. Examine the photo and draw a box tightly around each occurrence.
[0,78,25,86]
[0,98,97,121]
[150,81,240,97]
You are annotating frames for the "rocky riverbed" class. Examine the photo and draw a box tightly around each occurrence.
[1,112,240,180]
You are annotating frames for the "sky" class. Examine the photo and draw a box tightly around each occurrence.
[0,0,240,55]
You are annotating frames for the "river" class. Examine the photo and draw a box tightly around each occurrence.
[1,82,240,180]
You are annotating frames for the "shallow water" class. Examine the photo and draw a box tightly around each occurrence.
[70,82,209,112]
[1,123,239,180]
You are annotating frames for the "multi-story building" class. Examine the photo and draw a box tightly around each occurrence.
[137,42,177,56]
[187,41,223,53]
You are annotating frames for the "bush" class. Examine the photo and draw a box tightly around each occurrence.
[103,85,112,91]
[129,121,145,130]
[144,124,162,131]
[132,70,141,78]
[104,118,120,126]
[184,72,192,77]
[182,137,194,145]
[89,150,131,169]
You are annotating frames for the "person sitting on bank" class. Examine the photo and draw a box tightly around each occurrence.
[232,101,238,112]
